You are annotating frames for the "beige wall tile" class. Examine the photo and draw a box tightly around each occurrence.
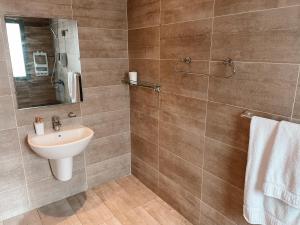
[204,138,247,189]
[200,202,236,225]
[159,122,204,167]
[28,170,87,209]
[82,58,128,88]
[86,132,131,165]
[158,174,201,225]
[128,0,160,29]
[79,27,128,58]
[202,171,248,225]
[160,20,212,60]
[214,0,300,16]
[73,0,127,29]
[0,187,29,221]
[0,158,25,193]
[160,60,209,100]
[128,27,160,59]
[206,102,250,151]
[131,155,159,193]
[129,59,160,83]
[83,110,130,140]
[87,153,131,188]
[2,210,42,225]
[131,110,158,144]
[16,103,81,127]
[292,82,300,119]
[161,0,214,24]
[0,60,10,96]
[0,129,20,162]
[209,62,298,116]
[160,93,207,122]
[81,85,129,116]
[159,149,202,198]
[130,88,159,116]
[132,133,158,169]
[0,96,16,130]
[212,6,300,63]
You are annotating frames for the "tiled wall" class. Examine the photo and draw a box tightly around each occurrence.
[128,1,300,225]
[0,0,130,220]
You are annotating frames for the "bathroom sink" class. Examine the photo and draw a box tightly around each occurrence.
[28,126,94,181]
[28,126,94,159]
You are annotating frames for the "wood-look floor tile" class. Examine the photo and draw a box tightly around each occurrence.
[67,191,113,225]
[2,210,42,225]
[144,198,193,225]
[38,199,82,225]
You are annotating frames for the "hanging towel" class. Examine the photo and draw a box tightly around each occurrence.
[67,71,77,103]
[263,121,300,209]
[244,117,300,225]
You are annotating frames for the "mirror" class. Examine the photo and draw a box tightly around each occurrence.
[5,16,83,109]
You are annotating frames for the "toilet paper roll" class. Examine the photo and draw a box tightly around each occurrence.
[129,72,138,85]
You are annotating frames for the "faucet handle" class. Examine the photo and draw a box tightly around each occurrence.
[52,116,60,122]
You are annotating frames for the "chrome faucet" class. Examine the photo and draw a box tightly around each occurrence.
[52,116,62,131]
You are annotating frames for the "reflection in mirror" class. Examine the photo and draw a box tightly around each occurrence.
[5,16,83,109]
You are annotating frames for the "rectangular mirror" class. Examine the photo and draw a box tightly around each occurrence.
[5,16,83,109]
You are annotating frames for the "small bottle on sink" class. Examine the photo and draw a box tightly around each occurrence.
[34,117,44,136]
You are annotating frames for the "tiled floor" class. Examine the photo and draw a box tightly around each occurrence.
[1,176,192,225]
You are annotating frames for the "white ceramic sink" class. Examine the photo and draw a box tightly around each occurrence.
[28,126,94,181]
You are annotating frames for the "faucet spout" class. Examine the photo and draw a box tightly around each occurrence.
[52,116,62,131]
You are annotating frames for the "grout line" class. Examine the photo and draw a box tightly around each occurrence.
[157,0,162,191]
[128,25,161,31]
[214,4,300,19]
[291,65,300,120]
[200,3,215,223]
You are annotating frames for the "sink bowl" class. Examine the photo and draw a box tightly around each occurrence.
[28,126,94,181]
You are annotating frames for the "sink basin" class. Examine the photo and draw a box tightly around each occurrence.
[28,126,94,181]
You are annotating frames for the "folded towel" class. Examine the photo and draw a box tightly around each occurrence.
[244,117,300,225]
[263,121,300,209]
[68,71,77,103]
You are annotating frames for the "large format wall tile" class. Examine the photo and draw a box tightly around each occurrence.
[0,187,29,221]
[81,85,129,116]
[158,174,201,225]
[200,202,236,225]
[202,171,248,225]
[0,60,10,96]
[129,59,160,83]
[160,20,212,60]
[209,62,299,116]
[73,0,127,29]
[206,102,250,151]
[79,27,128,58]
[0,96,16,130]
[128,27,160,59]
[161,0,214,24]
[204,138,247,189]
[159,149,202,198]
[159,122,204,167]
[127,0,160,29]
[82,58,128,88]
[87,153,131,188]
[86,132,131,165]
[214,0,300,16]
[212,6,300,63]
[160,60,209,99]
[131,133,158,169]
[131,155,159,193]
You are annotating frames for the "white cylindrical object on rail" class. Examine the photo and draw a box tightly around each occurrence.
[129,71,138,85]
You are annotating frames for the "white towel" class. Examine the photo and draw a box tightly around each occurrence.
[263,121,300,209]
[244,117,300,225]
[68,71,77,103]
